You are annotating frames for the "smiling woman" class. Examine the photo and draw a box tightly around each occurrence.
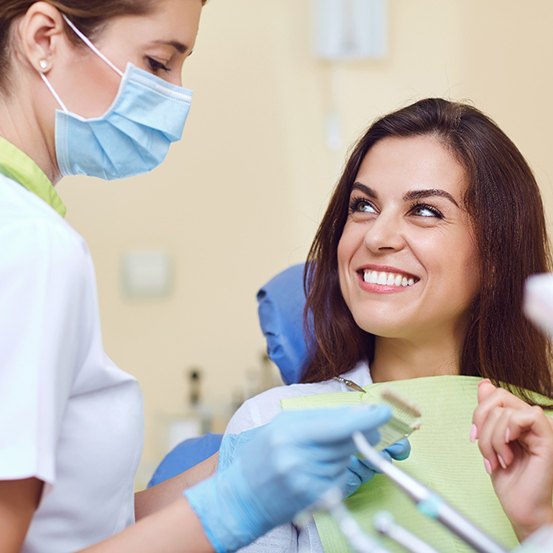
[337,134,481,377]
[223,98,553,552]
[304,98,552,400]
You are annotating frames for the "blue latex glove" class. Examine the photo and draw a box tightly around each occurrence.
[343,438,411,497]
[218,432,411,500]
[184,405,393,553]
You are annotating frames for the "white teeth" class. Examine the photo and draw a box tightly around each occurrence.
[362,270,417,288]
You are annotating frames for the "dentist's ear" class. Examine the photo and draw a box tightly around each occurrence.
[15,1,67,74]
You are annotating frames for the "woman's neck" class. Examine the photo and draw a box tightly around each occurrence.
[0,80,59,184]
[370,333,463,383]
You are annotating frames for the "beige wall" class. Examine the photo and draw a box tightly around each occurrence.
[56,1,553,481]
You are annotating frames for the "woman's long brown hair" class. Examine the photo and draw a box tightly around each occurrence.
[302,98,553,404]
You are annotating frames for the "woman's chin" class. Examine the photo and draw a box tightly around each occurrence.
[356,321,412,339]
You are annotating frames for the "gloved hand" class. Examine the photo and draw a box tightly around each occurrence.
[184,405,395,553]
[343,438,411,497]
[218,429,411,500]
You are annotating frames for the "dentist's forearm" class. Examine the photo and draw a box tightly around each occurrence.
[81,497,214,553]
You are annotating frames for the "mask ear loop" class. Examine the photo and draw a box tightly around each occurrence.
[39,15,126,111]
[61,15,124,79]
[39,70,68,112]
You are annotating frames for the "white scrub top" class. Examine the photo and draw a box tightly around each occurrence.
[0,138,144,552]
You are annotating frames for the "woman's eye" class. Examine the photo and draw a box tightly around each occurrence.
[146,57,170,74]
[411,204,443,218]
[350,197,377,214]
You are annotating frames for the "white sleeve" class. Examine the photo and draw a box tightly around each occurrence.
[0,219,92,486]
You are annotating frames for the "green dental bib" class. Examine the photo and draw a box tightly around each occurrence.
[282,376,520,552]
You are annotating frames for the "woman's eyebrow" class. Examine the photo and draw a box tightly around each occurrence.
[403,189,459,207]
[352,182,459,208]
[352,182,378,198]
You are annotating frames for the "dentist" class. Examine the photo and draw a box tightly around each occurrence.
[0,1,399,552]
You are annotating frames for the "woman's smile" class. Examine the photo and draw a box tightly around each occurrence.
[356,265,419,294]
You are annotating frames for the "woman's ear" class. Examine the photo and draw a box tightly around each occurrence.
[16,1,67,75]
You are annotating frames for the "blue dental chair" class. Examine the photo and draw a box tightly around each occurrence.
[147,263,309,486]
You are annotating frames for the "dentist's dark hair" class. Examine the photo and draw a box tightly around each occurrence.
[0,0,207,93]
[302,97,553,405]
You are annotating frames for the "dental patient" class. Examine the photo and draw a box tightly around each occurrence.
[224,98,553,552]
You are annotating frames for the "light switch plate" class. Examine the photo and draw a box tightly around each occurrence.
[121,250,173,298]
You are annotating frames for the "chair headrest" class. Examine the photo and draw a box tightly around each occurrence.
[256,263,311,384]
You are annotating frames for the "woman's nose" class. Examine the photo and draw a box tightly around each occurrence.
[363,212,406,253]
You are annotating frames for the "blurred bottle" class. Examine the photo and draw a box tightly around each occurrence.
[187,367,212,434]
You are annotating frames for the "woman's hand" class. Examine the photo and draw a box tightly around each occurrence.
[472,380,553,541]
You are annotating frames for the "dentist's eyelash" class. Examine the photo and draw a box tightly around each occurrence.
[409,202,444,219]
[146,56,171,73]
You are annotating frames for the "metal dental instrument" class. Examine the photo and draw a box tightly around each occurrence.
[353,432,509,553]
[373,512,440,553]
[316,488,390,553]
[333,376,367,393]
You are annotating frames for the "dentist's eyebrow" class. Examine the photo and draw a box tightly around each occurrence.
[151,40,189,54]
[403,189,460,208]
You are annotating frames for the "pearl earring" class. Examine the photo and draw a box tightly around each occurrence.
[39,59,49,72]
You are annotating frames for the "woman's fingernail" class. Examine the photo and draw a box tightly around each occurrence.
[505,428,510,443]
[470,424,478,442]
[497,455,507,469]
[483,458,492,475]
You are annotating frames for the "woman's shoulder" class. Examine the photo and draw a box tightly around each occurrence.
[225,381,333,434]
[225,362,370,434]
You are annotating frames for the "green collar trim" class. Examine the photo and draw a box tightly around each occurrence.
[0,137,66,217]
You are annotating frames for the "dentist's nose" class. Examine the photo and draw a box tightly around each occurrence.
[363,212,406,253]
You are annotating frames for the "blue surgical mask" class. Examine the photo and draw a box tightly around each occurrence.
[40,16,193,180]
